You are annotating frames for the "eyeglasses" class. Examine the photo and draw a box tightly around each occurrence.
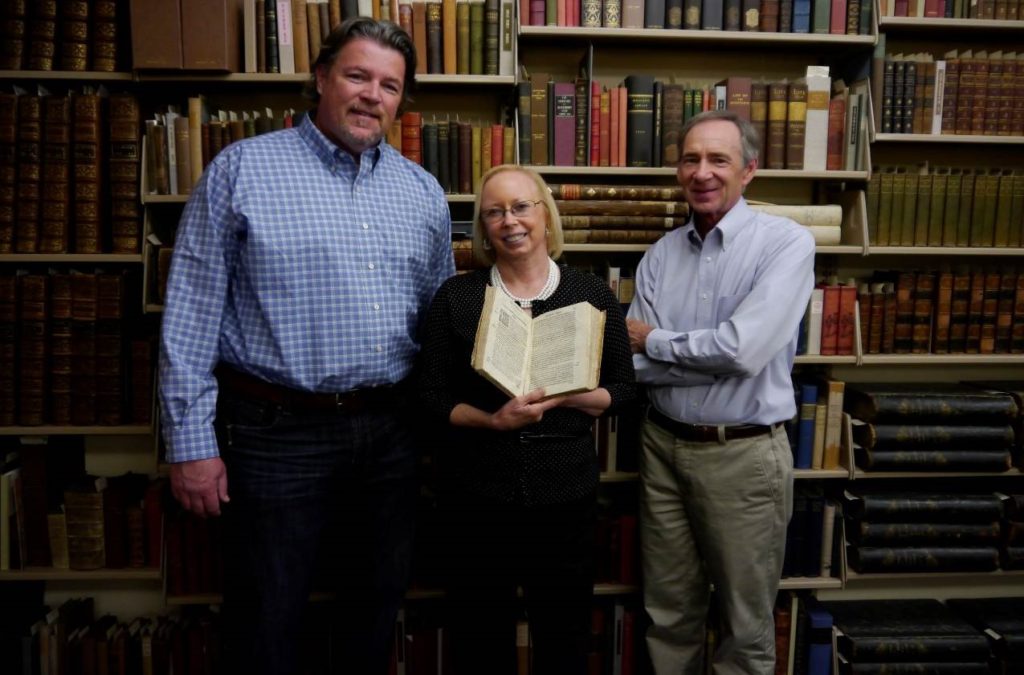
[480,199,544,225]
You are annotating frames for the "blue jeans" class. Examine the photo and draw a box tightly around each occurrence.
[215,391,419,675]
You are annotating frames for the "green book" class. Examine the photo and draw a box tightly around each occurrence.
[956,170,975,247]
[890,168,907,247]
[1009,171,1024,248]
[942,169,963,246]
[866,169,880,246]
[899,172,918,246]
[993,171,1014,247]
[876,168,895,246]
[927,168,947,247]
[913,173,931,246]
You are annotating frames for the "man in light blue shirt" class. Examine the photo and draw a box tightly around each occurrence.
[159,18,453,675]
[627,109,815,675]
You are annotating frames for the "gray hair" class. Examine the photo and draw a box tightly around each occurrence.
[679,109,760,166]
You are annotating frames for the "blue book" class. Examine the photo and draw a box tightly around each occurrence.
[795,382,818,469]
[803,597,833,675]
[792,0,812,32]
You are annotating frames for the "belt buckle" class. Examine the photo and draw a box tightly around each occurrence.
[334,392,351,410]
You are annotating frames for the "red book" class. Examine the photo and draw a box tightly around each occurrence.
[837,285,858,356]
[826,96,846,171]
[590,81,601,166]
[400,111,422,165]
[490,124,504,166]
[552,81,576,166]
[819,285,841,356]
[609,86,620,168]
[829,0,847,33]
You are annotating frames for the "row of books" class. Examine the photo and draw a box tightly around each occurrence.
[0,89,142,255]
[143,100,301,197]
[790,378,846,470]
[880,50,1024,137]
[0,271,156,428]
[878,0,1023,19]
[773,593,834,675]
[389,113,516,195]
[0,0,124,72]
[1,442,164,572]
[782,487,839,579]
[844,382,1021,473]
[521,0,873,34]
[827,598,1023,675]
[797,283,857,357]
[856,269,1024,356]
[866,165,1024,248]
[518,65,868,173]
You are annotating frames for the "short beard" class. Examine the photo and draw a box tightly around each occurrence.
[337,125,383,155]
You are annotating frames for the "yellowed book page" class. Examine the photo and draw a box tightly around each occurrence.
[471,286,532,397]
[527,301,605,396]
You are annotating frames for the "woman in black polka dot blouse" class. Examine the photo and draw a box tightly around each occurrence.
[418,165,637,675]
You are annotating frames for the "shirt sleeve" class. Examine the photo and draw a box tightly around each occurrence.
[634,224,816,380]
[158,156,238,463]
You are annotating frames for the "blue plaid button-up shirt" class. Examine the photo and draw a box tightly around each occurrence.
[159,113,454,463]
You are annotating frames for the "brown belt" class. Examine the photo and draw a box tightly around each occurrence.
[648,407,780,443]
[215,365,401,413]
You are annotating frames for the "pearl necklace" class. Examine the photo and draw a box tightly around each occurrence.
[490,259,560,309]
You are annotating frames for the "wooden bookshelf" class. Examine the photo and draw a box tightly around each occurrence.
[0,567,162,581]
[0,253,144,263]
[518,26,875,46]
[0,425,154,436]
[877,17,1024,32]
[873,133,1024,144]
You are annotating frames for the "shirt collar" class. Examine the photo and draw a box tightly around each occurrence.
[685,197,752,251]
[297,112,385,171]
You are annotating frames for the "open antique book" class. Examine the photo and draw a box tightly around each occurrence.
[471,285,606,398]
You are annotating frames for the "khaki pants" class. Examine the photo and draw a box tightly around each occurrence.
[640,417,794,675]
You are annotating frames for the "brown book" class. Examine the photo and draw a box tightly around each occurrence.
[91,0,120,72]
[893,271,915,354]
[911,272,934,353]
[881,281,897,353]
[25,3,56,71]
[562,229,664,244]
[560,215,687,229]
[750,81,768,166]
[867,282,885,354]
[71,272,98,425]
[0,92,16,254]
[96,273,125,426]
[825,93,845,172]
[484,0,499,75]
[131,337,155,424]
[966,270,986,353]
[290,0,310,73]
[173,115,192,197]
[18,274,47,426]
[15,93,41,254]
[949,272,971,353]
[1011,273,1024,353]
[995,270,1016,353]
[941,51,960,134]
[530,72,549,166]
[40,94,70,254]
[932,272,953,354]
[970,51,990,135]
[766,80,788,171]
[59,0,89,72]
[129,0,184,69]
[50,272,73,425]
[784,80,807,171]
[109,93,141,254]
[412,0,428,74]
[65,478,106,570]
[181,0,242,71]
[72,92,103,253]
[400,111,422,164]
[549,184,686,201]
[555,200,690,216]
[980,271,1001,354]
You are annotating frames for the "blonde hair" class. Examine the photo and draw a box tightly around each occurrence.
[471,165,565,267]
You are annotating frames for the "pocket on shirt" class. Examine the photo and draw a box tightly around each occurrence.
[715,291,749,324]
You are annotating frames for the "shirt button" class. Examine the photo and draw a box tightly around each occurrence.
[368,263,375,270]
[691,402,698,408]
[705,257,712,262]
[362,223,369,230]
[375,345,383,352]
[373,303,380,310]
[702,293,708,300]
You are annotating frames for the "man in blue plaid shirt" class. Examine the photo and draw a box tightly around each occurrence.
[159,17,453,674]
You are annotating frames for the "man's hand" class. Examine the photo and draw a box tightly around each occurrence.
[490,388,566,431]
[627,318,654,354]
[170,457,230,518]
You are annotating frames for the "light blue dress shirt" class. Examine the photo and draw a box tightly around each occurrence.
[627,197,815,426]
[159,114,454,463]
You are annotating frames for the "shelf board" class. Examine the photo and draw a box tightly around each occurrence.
[874,133,1024,144]
[779,576,843,590]
[794,468,849,479]
[601,471,638,482]
[0,69,133,81]
[866,246,1024,256]
[416,74,516,85]
[845,568,1024,582]
[518,26,875,46]
[446,194,476,203]
[794,355,858,365]
[142,194,189,204]
[136,72,308,83]
[851,467,1024,480]
[563,243,651,253]
[859,354,1024,365]
[534,165,866,180]
[0,253,144,263]
[0,567,161,581]
[877,17,1024,31]
[145,304,165,313]
[816,245,865,255]
[0,425,154,436]
[594,583,640,595]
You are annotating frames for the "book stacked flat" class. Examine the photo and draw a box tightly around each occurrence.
[846,382,1018,472]
[824,599,992,675]
[842,489,1004,573]
[947,597,1024,675]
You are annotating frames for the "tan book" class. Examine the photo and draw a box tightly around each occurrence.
[471,285,605,398]
[290,0,310,72]
[442,0,457,74]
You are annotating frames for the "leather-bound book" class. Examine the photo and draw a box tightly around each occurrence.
[979,271,1000,354]
[18,274,47,426]
[661,84,684,168]
[109,93,140,253]
[72,92,104,253]
[59,0,89,71]
[96,273,125,425]
[759,0,779,31]
[65,477,106,570]
[456,0,469,74]
[766,80,788,170]
[843,490,1005,523]
[910,271,934,353]
[457,120,471,193]
[845,382,1019,424]
[623,75,655,168]
[931,271,952,354]
[425,0,442,74]
[15,93,41,254]
[90,0,119,72]
[264,0,279,73]
[436,121,450,192]
[173,114,192,196]
[290,0,310,73]
[1013,272,1024,353]
[854,447,1013,472]
[70,272,98,425]
[551,81,576,167]
[666,0,684,27]
[130,336,155,424]
[483,0,498,74]
[181,0,242,71]
[50,272,73,426]
[0,92,16,254]
[0,0,26,70]
[0,275,15,425]
[848,521,1001,546]
[25,0,57,71]
[529,72,548,166]
[40,94,70,254]
[422,121,438,179]
[400,111,422,164]
[995,270,1015,353]
[785,80,807,170]
[468,0,483,74]
[447,119,459,193]
[849,545,1000,573]
[412,0,428,74]
[129,0,183,69]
